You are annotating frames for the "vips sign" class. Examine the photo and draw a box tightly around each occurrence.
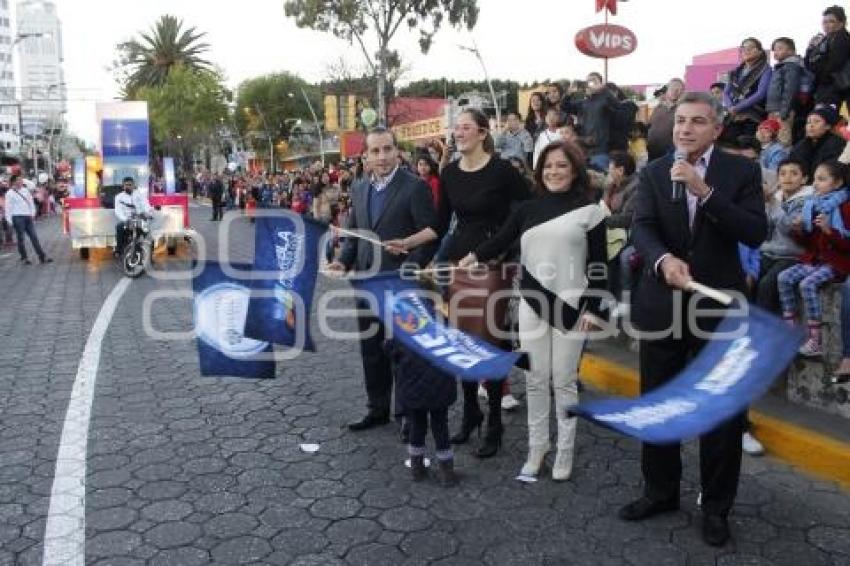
[574,24,637,58]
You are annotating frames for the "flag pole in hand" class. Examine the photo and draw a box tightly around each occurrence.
[686,281,734,306]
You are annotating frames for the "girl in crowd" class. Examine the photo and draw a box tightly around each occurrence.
[723,38,772,143]
[757,158,813,313]
[790,104,846,176]
[416,155,441,209]
[459,139,607,480]
[533,108,563,169]
[778,159,850,357]
[439,107,530,458]
[524,92,547,141]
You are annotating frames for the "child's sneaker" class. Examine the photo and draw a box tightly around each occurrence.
[501,393,520,411]
[798,338,823,358]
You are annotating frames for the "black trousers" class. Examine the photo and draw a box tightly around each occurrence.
[639,331,745,518]
[409,408,450,452]
[460,379,502,430]
[115,221,129,255]
[211,198,223,221]
[356,304,394,416]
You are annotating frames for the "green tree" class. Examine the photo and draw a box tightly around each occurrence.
[134,64,229,173]
[115,14,212,97]
[284,0,479,125]
[234,72,323,160]
[399,78,521,112]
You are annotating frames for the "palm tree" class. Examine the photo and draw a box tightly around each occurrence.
[117,15,212,96]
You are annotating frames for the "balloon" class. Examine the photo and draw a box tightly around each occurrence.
[361,108,378,127]
[37,172,49,184]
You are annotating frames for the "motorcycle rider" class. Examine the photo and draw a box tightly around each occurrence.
[114,176,150,257]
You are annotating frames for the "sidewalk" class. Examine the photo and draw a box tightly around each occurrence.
[580,339,850,488]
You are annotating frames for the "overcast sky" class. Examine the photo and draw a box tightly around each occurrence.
[50,0,822,144]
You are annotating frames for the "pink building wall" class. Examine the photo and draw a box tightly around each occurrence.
[685,47,740,91]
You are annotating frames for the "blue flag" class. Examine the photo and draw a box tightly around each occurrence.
[349,273,521,382]
[244,213,327,350]
[193,261,275,379]
[570,305,804,444]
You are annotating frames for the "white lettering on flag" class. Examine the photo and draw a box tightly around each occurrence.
[694,337,757,395]
[595,399,698,429]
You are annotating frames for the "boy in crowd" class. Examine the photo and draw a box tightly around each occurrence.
[766,37,809,146]
[756,118,790,171]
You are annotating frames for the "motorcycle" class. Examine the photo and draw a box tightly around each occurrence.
[120,212,153,278]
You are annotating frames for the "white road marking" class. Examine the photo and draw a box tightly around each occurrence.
[42,277,132,566]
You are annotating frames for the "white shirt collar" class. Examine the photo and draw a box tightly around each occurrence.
[695,145,714,169]
[372,165,399,192]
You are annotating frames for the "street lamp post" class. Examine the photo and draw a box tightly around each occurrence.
[225,103,246,167]
[45,109,66,177]
[459,39,501,133]
[43,82,66,175]
[289,89,324,166]
[252,104,275,173]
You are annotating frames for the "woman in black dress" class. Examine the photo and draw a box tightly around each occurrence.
[439,108,531,458]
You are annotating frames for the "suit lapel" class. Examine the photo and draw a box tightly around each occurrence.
[372,171,404,229]
[357,181,372,229]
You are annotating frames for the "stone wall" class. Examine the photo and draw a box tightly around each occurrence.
[786,285,849,419]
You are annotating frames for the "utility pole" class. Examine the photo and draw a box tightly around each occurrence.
[254,104,274,172]
[288,90,324,166]
[459,39,501,132]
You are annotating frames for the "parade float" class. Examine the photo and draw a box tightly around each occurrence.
[62,101,193,259]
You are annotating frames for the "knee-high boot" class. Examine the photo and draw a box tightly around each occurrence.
[552,373,578,481]
[475,379,503,458]
[450,382,483,444]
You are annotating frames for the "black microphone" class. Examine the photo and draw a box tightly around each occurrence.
[671,149,686,202]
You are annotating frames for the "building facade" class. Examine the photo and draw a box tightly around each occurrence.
[16,0,65,141]
[0,0,18,152]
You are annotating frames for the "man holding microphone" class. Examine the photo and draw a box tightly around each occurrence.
[618,92,767,547]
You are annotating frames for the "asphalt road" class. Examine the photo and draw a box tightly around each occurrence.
[1,205,849,565]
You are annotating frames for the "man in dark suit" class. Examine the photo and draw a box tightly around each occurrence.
[328,127,440,431]
[618,92,768,547]
[209,175,225,221]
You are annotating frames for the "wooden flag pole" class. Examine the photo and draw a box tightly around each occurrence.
[686,281,734,306]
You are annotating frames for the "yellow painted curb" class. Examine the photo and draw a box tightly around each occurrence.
[749,411,850,488]
[580,354,640,398]
[579,353,850,488]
